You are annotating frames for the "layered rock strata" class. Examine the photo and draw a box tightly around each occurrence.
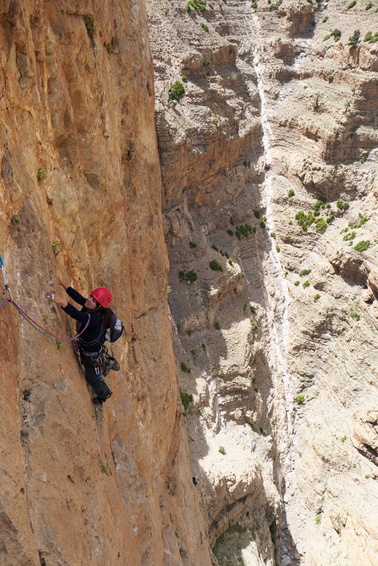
[146,0,378,564]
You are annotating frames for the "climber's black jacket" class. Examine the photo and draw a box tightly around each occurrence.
[62,287,104,352]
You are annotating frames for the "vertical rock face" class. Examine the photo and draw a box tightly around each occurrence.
[146,0,378,564]
[1,0,378,565]
[0,2,210,565]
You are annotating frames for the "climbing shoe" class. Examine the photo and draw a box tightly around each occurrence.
[107,357,120,371]
[103,357,120,377]
[92,391,113,405]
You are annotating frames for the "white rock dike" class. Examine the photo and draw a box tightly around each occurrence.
[244,3,299,563]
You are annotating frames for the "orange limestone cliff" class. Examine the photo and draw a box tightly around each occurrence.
[0,1,211,565]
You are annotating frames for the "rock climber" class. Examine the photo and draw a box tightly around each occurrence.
[46,279,120,405]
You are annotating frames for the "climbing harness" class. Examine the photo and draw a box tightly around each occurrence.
[79,346,107,379]
[0,254,90,342]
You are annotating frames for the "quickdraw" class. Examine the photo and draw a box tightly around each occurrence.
[0,254,90,342]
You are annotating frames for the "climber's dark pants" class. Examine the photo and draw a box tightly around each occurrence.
[81,356,112,400]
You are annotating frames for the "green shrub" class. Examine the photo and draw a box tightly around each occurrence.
[235,224,252,239]
[180,391,193,410]
[354,240,370,252]
[214,321,221,330]
[99,458,110,476]
[218,446,226,454]
[227,229,234,236]
[179,270,197,283]
[343,231,356,241]
[84,14,96,36]
[200,22,209,32]
[360,152,368,163]
[314,200,326,212]
[336,200,349,211]
[347,0,356,8]
[37,168,45,181]
[189,241,197,248]
[269,0,283,9]
[180,362,191,373]
[295,210,315,231]
[300,269,311,277]
[295,395,305,405]
[331,29,342,41]
[210,260,223,272]
[316,514,322,525]
[169,81,185,101]
[315,218,327,233]
[349,214,370,229]
[212,244,219,251]
[294,281,300,286]
[187,0,207,10]
[366,2,372,8]
[323,34,331,41]
[314,294,320,302]
[288,189,295,197]
[348,30,360,47]
[254,210,261,219]
[229,217,235,225]
[363,31,378,42]
[303,281,310,288]
[251,321,258,330]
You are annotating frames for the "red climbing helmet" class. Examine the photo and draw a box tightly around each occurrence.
[91,287,113,307]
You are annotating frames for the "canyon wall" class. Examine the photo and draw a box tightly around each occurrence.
[0,1,211,565]
[1,0,378,565]
[146,0,378,564]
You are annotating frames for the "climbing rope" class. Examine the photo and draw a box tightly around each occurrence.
[0,297,10,310]
[2,297,90,342]
[0,255,90,342]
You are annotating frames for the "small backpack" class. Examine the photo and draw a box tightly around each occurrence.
[104,312,124,343]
